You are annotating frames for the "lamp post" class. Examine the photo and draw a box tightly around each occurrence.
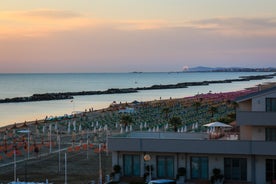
[65,152,67,184]
[99,143,103,184]
[14,148,16,182]
[144,154,152,182]
[49,124,52,153]
[58,133,61,173]
[18,129,31,182]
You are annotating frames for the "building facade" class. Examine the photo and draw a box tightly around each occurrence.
[108,86,276,184]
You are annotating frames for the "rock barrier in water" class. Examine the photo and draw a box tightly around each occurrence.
[0,73,275,103]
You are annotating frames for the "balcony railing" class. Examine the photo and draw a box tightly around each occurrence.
[236,111,276,126]
[108,136,276,156]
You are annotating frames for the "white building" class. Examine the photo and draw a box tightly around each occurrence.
[108,86,276,184]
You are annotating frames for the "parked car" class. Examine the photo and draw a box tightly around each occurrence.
[148,179,176,184]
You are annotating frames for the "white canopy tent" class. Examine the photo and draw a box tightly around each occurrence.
[203,121,232,128]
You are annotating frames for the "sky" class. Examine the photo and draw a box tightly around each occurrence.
[0,0,276,73]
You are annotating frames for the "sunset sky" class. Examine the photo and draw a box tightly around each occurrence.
[1,0,276,73]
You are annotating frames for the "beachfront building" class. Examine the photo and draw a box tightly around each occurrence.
[108,86,276,184]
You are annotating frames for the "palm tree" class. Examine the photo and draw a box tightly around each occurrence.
[169,116,182,132]
[231,101,239,110]
[162,107,171,120]
[193,101,201,112]
[209,106,218,118]
[120,114,133,128]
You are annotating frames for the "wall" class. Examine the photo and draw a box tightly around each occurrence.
[255,156,266,184]
[208,155,224,179]
[240,126,252,140]
[238,100,252,111]
[240,126,265,141]
[251,127,265,140]
[252,91,276,111]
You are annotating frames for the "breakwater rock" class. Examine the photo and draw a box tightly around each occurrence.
[0,88,137,103]
[0,73,275,103]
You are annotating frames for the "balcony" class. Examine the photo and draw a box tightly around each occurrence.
[108,132,276,156]
[236,111,276,126]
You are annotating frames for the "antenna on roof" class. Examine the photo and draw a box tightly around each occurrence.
[258,84,262,91]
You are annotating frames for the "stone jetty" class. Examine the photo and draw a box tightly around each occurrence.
[0,72,275,103]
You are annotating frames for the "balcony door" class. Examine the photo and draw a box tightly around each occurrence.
[266,159,276,182]
[224,158,247,181]
[190,157,209,179]
[123,154,140,176]
[156,156,174,179]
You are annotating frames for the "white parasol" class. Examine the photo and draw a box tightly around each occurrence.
[203,121,232,128]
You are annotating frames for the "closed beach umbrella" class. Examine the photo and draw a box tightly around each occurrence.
[129,125,133,132]
[73,121,76,131]
[120,127,123,134]
[164,125,167,131]
[156,126,159,132]
[184,126,187,132]
[104,124,108,131]
[140,123,143,131]
[195,122,198,129]
[79,124,82,132]
[67,122,71,134]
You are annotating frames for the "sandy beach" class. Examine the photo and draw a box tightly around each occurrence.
[0,83,275,183]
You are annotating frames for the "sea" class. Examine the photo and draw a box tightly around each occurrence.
[0,72,276,127]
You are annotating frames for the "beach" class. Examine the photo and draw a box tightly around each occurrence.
[1,82,271,183]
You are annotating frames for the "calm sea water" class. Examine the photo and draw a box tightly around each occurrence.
[0,72,275,127]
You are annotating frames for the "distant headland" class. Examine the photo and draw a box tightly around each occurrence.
[182,66,276,72]
[0,72,275,103]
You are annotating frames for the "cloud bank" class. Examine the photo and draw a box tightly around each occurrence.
[0,9,275,72]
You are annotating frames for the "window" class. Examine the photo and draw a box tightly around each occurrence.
[266,98,276,112]
[266,159,276,182]
[123,154,140,176]
[190,157,208,179]
[224,158,247,181]
[157,156,174,178]
[266,128,276,141]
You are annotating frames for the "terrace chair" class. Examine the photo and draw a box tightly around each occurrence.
[74,145,81,152]
[67,146,73,152]
[82,144,88,150]
[5,151,14,158]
